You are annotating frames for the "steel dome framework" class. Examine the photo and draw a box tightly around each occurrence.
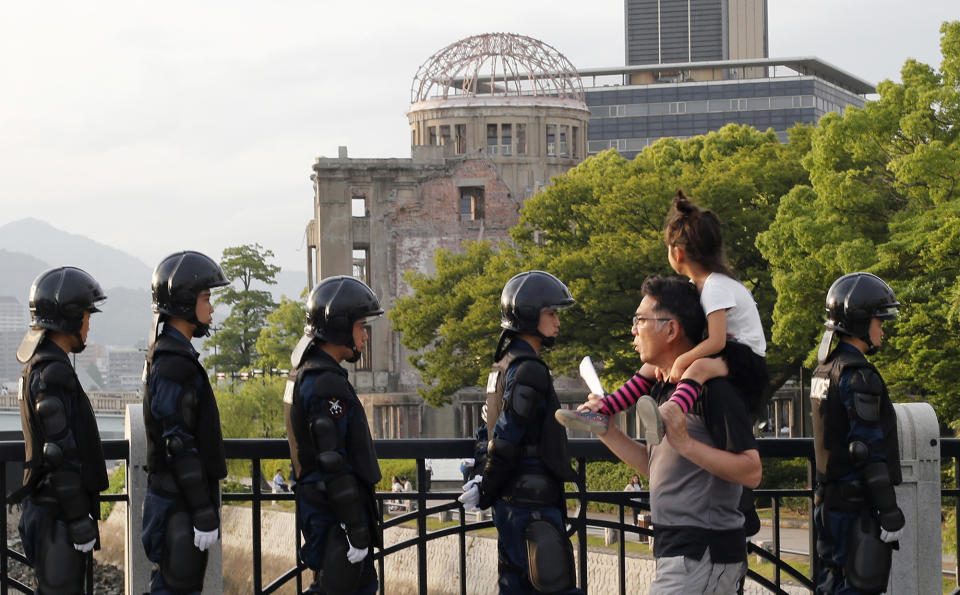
[411,33,585,104]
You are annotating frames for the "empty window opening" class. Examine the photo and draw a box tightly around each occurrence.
[352,194,368,217]
[439,125,451,147]
[559,126,569,157]
[455,124,467,154]
[501,123,512,156]
[571,126,579,159]
[356,326,372,370]
[546,124,557,156]
[516,124,527,155]
[487,124,498,155]
[352,248,369,284]
[459,187,484,221]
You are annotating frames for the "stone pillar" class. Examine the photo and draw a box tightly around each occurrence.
[125,405,223,594]
[889,402,940,594]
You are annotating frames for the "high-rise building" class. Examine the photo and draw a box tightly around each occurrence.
[0,296,27,383]
[584,0,872,158]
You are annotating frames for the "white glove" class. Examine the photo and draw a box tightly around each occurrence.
[458,475,483,509]
[193,526,219,551]
[72,514,96,552]
[340,523,368,564]
[73,537,96,553]
[880,526,903,543]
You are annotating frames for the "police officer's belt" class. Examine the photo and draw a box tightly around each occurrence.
[501,473,560,507]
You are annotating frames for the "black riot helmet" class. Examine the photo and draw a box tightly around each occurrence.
[152,251,229,337]
[824,272,899,355]
[306,276,384,363]
[496,271,574,358]
[18,266,106,361]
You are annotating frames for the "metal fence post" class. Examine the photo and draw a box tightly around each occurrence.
[890,402,940,594]
[125,405,223,593]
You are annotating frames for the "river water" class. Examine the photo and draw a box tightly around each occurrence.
[0,409,126,439]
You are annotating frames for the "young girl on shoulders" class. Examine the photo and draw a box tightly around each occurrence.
[557,190,767,444]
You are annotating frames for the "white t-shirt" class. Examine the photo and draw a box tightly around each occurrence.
[700,273,766,357]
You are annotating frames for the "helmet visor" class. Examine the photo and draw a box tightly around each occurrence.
[875,305,899,320]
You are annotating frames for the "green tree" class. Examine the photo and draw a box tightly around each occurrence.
[392,123,812,404]
[255,291,308,372]
[391,242,518,406]
[216,377,288,478]
[758,21,960,425]
[205,244,281,373]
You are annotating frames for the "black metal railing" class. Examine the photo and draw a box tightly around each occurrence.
[1,437,958,594]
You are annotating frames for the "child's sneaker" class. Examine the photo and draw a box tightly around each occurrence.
[554,408,610,435]
[635,395,665,445]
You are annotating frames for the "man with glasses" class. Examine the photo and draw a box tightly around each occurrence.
[588,276,761,593]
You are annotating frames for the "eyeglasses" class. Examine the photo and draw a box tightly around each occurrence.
[631,315,674,328]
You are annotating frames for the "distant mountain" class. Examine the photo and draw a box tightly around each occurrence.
[0,249,51,299]
[0,218,152,290]
[0,220,309,347]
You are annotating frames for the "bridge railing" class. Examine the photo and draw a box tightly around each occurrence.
[0,437,956,594]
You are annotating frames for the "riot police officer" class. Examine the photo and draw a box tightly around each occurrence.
[140,251,229,594]
[13,266,109,594]
[284,276,383,595]
[810,272,904,594]
[459,271,583,595]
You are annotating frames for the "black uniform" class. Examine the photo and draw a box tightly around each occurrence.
[16,338,108,592]
[285,346,381,595]
[480,339,581,595]
[141,326,226,594]
[811,342,902,594]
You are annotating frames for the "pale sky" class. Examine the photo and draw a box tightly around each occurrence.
[1,0,955,273]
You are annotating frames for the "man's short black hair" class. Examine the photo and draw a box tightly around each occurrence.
[641,275,706,344]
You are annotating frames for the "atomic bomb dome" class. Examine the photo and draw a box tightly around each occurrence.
[407,32,589,162]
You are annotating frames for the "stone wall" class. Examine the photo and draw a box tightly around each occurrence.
[99,505,807,594]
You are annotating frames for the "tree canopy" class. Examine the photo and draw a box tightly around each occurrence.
[393,123,813,406]
[758,21,960,425]
[255,292,307,372]
[205,243,281,373]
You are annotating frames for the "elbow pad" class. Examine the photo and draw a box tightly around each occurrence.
[36,396,68,439]
[42,442,64,469]
[310,416,345,472]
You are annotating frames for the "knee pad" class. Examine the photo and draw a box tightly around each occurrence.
[844,513,891,593]
[320,526,363,595]
[36,519,84,594]
[524,518,575,593]
[161,510,208,592]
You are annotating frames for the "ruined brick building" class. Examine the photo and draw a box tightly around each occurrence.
[305,33,589,438]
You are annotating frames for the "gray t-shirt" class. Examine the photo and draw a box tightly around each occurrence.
[648,377,757,563]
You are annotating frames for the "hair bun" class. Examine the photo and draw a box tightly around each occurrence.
[673,189,697,215]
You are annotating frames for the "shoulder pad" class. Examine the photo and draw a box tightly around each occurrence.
[513,359,550,392]
[848,367,883,395]
[38,361,76,391]
[152,353,198,384]
[848,367,883,423]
